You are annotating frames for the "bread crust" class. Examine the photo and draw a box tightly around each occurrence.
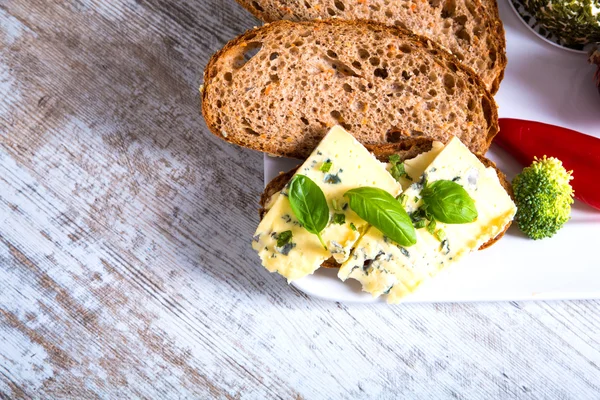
[258,139,513,267]
[480,0,507,94]
[202,19,499,159]
[235,0,507,94]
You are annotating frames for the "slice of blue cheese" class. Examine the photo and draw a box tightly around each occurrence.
[252,125,402,281]
[338,137,517,303]
[262,141,444,211]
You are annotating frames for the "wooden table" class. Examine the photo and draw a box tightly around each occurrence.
[1,1,599,398]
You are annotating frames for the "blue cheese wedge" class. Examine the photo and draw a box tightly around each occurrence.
[253,125,402,281]
[338,137,517,303]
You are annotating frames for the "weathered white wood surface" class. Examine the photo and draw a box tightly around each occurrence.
[0,0,599,398]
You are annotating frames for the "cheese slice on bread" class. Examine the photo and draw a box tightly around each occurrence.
[252,126,402,281]
[338,136,517,303]
[254,127,515,296]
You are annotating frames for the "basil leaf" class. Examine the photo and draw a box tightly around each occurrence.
[344,187,416,247]
[288,175,329,249]
[421,180,478,224]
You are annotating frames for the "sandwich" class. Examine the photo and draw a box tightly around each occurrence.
[252,126,515,302]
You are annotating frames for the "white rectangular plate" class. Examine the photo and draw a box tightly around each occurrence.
[263,0,600,303]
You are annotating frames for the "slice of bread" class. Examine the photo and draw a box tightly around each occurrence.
[235,0,506,94]
[479,0,506,94]
[202,20,499,159]
[259,138,513,269]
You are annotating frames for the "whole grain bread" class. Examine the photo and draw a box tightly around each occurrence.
[479,0,506,94]
[258,138,513,268]
[202,20,499,159]
[236,0,506,93]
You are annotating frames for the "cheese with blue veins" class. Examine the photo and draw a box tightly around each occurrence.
[252,125,402,281]
[338,137,517,303]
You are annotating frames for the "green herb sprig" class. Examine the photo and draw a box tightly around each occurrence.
[288,175,329,250]
[421,180,478,223]
[344,187,416,247]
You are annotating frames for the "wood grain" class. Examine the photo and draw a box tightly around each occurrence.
[0,0,599,398]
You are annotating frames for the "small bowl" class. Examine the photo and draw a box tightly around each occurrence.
[508,0,597,54]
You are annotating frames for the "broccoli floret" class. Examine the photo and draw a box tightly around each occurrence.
[512,156,574,240]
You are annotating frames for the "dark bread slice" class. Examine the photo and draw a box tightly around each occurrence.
[202,19,499,159]
[236,0,506,94]
[259,138,512,267]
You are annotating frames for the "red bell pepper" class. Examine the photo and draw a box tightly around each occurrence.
[496,119,600,211]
